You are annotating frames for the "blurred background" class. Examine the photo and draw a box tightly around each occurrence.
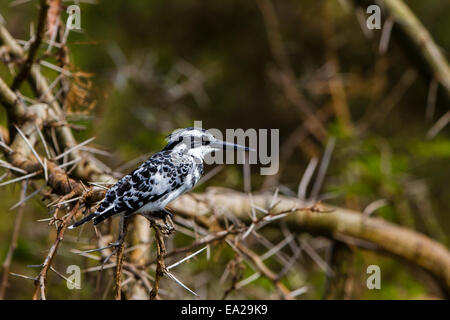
[0,0,449,299]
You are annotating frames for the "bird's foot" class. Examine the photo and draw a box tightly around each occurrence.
[146,209,175,236]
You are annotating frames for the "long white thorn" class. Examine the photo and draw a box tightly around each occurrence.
[248,192,257,220]
[70,249,101,261]
[290,286,308,298]
[0,141,13,153]
[0,159,28,174]
[79,146,112,157]
[310,137,336,201]
[53,137,95,161]
[167,246,207,270]
[50,196,82,207]
[0,171,39,187]
[250,204,268,214]
[88,181,110,190]
[363,199,388,217]
[9,272,36,281]
[15,126,44,169]
[44,158,48,182]
[269,187,279,210]
[58,157,81,169]
[241,223,256,240]
[298,157,319,200]
[40,60,72,76]
[10,186,43,210]
[0,173,7,182]
[236,272,261,289]
[260,234,294,261]
[165,271,199,297]
[300,238,334,276]
[35,124,51,158]
[50,267,77,286]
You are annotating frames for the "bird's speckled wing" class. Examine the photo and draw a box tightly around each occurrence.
[92,151,196,225]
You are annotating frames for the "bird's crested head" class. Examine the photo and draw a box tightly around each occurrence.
[163,127,250,159]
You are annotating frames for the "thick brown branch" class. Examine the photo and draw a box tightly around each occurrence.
[169,188,450,295]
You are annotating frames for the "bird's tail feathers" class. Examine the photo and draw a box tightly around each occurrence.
[93,208,117,226]
[69,207,119,229]
[68,212,97,229]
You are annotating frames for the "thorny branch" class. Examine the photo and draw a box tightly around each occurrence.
[0,8,152,299]
[32,201,81,300]
[168,188,450,296]
[381,0,450,97]
[114,216,130,300]
[149,224,167,300]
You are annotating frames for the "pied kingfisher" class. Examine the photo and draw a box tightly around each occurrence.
[69,127,250,231]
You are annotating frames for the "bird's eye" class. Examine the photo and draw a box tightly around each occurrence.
[202,139,211,146]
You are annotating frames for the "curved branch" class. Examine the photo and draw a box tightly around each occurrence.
[381,0,450,96]
[169,188,450,295]
[354,0,450,98]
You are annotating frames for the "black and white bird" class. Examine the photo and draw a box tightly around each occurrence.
[69,127,251,231]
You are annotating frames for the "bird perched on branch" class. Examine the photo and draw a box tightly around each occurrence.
[69,127,251,233]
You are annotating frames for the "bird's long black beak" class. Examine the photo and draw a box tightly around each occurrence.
[215,140,255,152]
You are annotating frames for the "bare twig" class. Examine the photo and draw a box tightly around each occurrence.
[297,158,319,200]
[310,137,336,201]
[32,201,81,300]
[114,216,130,300]
[11,0,49,91]
[379,16,395,54]
[167,247,207,271]
[149,224,166,300]
[381,0,450,97]
[427,111,450,139]
[53,136,95,161]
